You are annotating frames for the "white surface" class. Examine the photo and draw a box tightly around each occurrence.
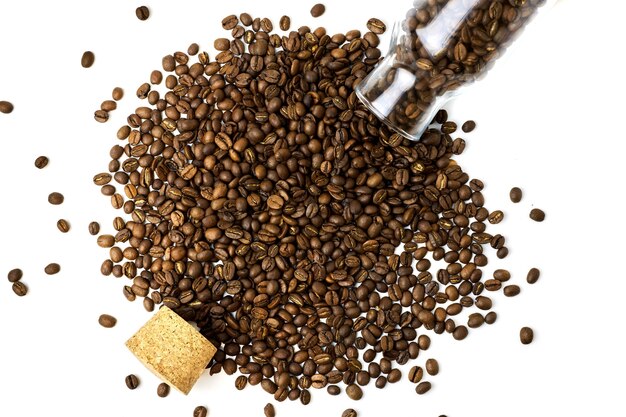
[1,1,624,417]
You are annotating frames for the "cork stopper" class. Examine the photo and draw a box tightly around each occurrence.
[126,306,216,395]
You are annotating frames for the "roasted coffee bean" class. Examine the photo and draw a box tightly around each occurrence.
[157,383,170,397]
[81,51,95,68]
[415,381,432,395]
[425,359,439,376]
[112,87,124,101]
[263,403,275,417]
[56,219,70,233]
[342,409,357,417]
[408,366,423,383]
[193,406,208,417]
[468,313,484,328]
[453,326,468,340]
[187,43,200,55]
[94,110,109,123]
[12,281,28,297]
[48,192,64,205]
[222,14,238,30]
[97,234,115,248]
[520,327,534,345]
[0,101,14,114]
[88,222,100,235]
[235,375,247,390]
[310,3,325,17]
[135,6,150,20]
[509,187,523,203]
[388,369,401,383]
[485,311,497,325]
[98,314,117,328]
[125,374,139,389]
[462,120,476,133]
[366,18,386,34]
[527,268,540,284]
[327,385,340,395]
[279,15,290,31]
[529,208,545,222]
[488,210,504,224]
[44,263,60,275]
[503,285,520,297]
[34,156,49,169]
[7,268,23,283]
[493,269,511,281]
[346,384,362,400]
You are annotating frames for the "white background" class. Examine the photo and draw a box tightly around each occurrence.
[1,1,625,417]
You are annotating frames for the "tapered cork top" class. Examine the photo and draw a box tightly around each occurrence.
[126,306,216,394]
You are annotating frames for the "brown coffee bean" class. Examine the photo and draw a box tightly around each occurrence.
[98,314,117,328]
[48,192,64,205]
[529,208,545,222]
[44,263,60,275]
[88,222,100,235]
[415,381,432,395]
[187,43,200,55]
[425,359,439,376]
[527,267,540,284]
[94,110,109,123]
[12,281,28,296]
[8,268,23,283]
[157,383,170,398]
[388,368,402,383]
[279,15,291,31]
[488,210,504,224]
[55,219,70,233]
[485,311,497,325]
[408,366,423,383]
[346,384,363,400]
[503,285,520,297]
[342,409,357,417]
[453,326,468,340]
[310,3,325,17]
[125,374,139,389]
[520,327,534,344]
[493,269,511,281]
[509,187,523,203]
[327,385,340,395]
[263,403,275,417]
[81,51,95,68]
[135,6,150,20]
[468,313,485,328]
[112,87,124,101]
[97,234,115,248]
[193,406,208,417]
[222,14,238,30]
[0,101,14,114]
[462,120,476,132]
[366,18,386,34]
[34,156,49,169]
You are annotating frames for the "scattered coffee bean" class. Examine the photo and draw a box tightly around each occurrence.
[81,51,95,68]
[327,385,340,395]
[94,110,109,123]
[388,369,402,383]
[125,374,139,389]
[425,359,439,376]
[503,285,521,297]
[34,156,49,169]
[97,234,115,248]
[88,222,100,235]
[408,366,423,383]
[366,18,386,34]
[222,14,238,30]
[279,15,290,31]
[529,208,545,222]
[520,327,534,345]
[527,268,540,284]
[462,120,476,132]
[57,219,70,233]
[193,406,208,417]
[12,281,28,297]
[112,87,124,101]
[187,43,200,56]
[48,192,64,205]
[342,409,357,417]
[346,384,363,400]
[0,101,14,114]
[44,263,60,275]
[415,381,432,395]
[7,268,23,283]
[509,187,523,203]
[263,403,275,417]
[485,311,498,325]
[157,382,170,398]
[468,313,485,328]
[310,3,325,17]
[98,314,117,328]
[488,210,504,224]
[135,6,150,20]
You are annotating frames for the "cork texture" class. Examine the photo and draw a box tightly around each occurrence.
[126,306,216,395]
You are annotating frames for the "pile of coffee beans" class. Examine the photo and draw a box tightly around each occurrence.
[91,8,541,407]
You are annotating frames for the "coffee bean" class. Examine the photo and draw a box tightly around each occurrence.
[468,313,485,328]
[34,156,49,169]
[415,381,432,395]
[503,285,520,297]
[310,3,325,17]
[529,208,545,222]
[193,406,208,417]
[527,267,540,284]
[88,222,100,235]
[484,311,497,325]
[453,326,468,340]
[135,6,150,20]
[157,382,170,397]
[98,314,117,328]
[342,409,357,417]
[187,43,200,56]
[488,210,504,224]
[112,87,124,101]
[0,101,14,114]
[520,327,534,345]
[366,18,386,34]
[425,359,439,376]
[12,281,28,296]
[327,385,340,395]
[7,268,23,283]
[56,219,70,233]
[44,263,60,275]
[279,15,290,31]
[125,374,139,389]
[81,51,95,68]
[509,187,523,203]
[493,269,511,282]
[388,368,401,383]
[94,110,109,123]
[214,38,230,51]
[346,384,362,400]
[263,403,275,417]
[462,120,476,132]
[408,366,423,383]
[222,14,238,30]
[97,234,115,248]
[48,192,64,205]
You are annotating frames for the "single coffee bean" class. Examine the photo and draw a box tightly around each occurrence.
[527,267,540,284]
[408,366,423,383]
[44,263,60,275]
[34,156,49,169]
[193,406,208,417]
[135,6,150,20]
[388,368,402,383]
[94,110,109,123]
[462,120,476,132]
[425,359,439,376]
[125,374,139,390]
[415,381,432,395]
[488,210,504,224]
[493,269,511,281]
[279,15,290,31]
[453,325,468,340]
[12,281,28,296]
[157,382,170,398]
[0,101,14,114]
[112,87,124,101]
[346,384,362,400]
[187,43,200,55]
[520,327,534,345]
[509,187,523,203]
[57,219,70,233]
[327,385,340,395]
[375,376,387,389]
[485,311,497,324]
[468,313,485,328]
[263,403,275,417]
[101,100,117,111]
[310,3,325,17]
[88,221,100,235]
[235,375,247,390]
[342,409,357,417]
[503,285,521,297]
[97,234,115,248]
[366,18,386,34]
[222,14,239,30]
[81,51,95,68]
[98,314,117,328]
[48,192,64,205]
[529,208,545,222]
[7,268,23,283]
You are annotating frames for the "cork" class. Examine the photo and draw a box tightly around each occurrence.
[126,306,216,395]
